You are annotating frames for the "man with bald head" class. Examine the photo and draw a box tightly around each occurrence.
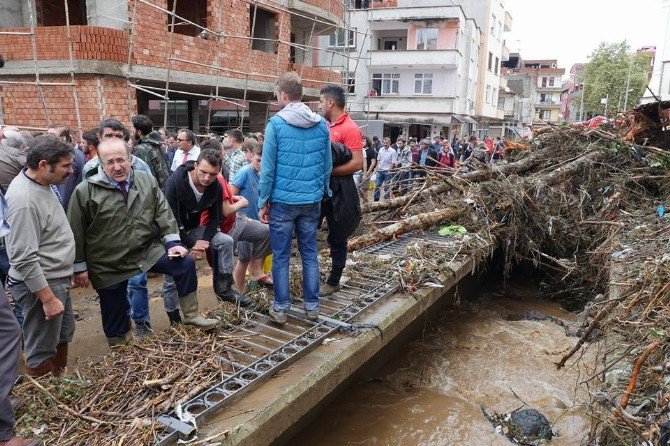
[67,138,218,346]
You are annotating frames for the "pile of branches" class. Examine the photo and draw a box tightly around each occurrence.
[355,121,670,445]
[12,302,264,445]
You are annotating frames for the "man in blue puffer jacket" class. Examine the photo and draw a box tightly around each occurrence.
[258,71,332,325]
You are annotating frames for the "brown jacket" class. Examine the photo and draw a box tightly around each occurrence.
[0,144,26,192]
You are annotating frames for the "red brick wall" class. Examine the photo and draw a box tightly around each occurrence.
[0,26,129,62]
[0,76,135,131]
[292,64,342,89]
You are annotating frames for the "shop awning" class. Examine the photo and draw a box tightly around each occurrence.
[452,114,478,124]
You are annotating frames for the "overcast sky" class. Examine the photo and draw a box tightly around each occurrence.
[504,0,665,75]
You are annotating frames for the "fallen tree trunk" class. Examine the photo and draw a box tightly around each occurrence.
[361,155,540,214]
[538,150,604,187]
[348,208,459,252]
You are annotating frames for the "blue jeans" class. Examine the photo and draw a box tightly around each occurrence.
[127,272,150,323]
[269,202,320,312]
[374,170,391,201]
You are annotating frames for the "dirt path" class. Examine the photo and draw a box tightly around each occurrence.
[61,260,219,368]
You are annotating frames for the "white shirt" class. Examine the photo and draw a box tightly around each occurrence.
[377,146,397,171]
[187,169,204,202]
[171,145,201,172]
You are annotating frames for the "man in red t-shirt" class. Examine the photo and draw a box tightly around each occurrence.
[318,84,364,295]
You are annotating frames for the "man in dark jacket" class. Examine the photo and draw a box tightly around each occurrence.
[165,149,251,306]
[318,84,363,295]
[68,138,219,346]
[132,115,171,191]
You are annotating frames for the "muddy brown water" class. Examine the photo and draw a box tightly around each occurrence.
[292,280,597,446]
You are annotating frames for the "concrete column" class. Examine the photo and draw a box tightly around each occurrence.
[248,101,269,133]
[86,0,128,30]
[189,99,200,134]
[0,0,27,28]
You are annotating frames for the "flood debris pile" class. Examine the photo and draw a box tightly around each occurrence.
[12,302,259,445]
[357,110,670,445]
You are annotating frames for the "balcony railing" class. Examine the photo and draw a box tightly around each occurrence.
[369,49,460,68]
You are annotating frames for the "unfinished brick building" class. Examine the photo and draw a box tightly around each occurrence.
[0,0,345,134]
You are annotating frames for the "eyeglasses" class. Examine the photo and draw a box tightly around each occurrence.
[104,157,129,167]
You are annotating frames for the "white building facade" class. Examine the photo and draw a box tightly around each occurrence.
[315,0,488,139]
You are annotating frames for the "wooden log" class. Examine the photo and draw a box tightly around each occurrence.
[348,208,459,252]
[538,150,604,187]
[361,155,540,214]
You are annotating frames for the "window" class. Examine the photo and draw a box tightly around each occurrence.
[354,0,370,8]
[39,0,87,26]
[329,29,356,48]
[167,0,207,37]
[491,14,496,35]
[487,52,493,71]
[416,28,438,50]
[414,73,433,95]
[250,6,277,53]
[494,57,499,75]
[346,73,355,94]
[372,73,400,95]
[549,77,555,87]
[540,110,552,120]
[485,85,491,103]
[492,89,498,105]
[383,40,398,50]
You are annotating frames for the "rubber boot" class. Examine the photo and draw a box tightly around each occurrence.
[166,309,182,326]
[215,273,252,307]
[24,358,54,378]
[52,343,68,376]
[180,292,220,329]
[107,334,127,347]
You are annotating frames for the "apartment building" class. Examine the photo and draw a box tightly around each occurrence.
[504,56,565,125]
[457,0,512,138]
[0,0,343,133]
[316,0,517,140]
[561,63,584,123]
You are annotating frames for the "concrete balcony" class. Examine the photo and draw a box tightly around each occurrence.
[369,4,463,24]
[287,0,343,25]
[536,100,562,108]
[368,95,455,114]
[369,49,460,68]
[504,11,513,32]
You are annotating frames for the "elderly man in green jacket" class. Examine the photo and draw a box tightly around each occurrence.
[67,138,218,346]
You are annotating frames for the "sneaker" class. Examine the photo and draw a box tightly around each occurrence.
[319,282,340,296]
[134,321,153,339]
[305,308,319,321]
[268,307,287,325]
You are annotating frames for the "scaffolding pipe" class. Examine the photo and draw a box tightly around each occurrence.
[64,0,83,139]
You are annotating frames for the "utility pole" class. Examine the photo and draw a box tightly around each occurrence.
[603,94,609,118]
[579,76,585,121]
[623,54,634,111]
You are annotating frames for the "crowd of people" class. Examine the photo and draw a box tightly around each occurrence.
[0,72,366,446]
[0,69,508,444]
[358,133,506,202]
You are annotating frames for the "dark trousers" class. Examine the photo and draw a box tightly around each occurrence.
[0,287,20,441]
[324,205,349,286]
[96,253,198,338]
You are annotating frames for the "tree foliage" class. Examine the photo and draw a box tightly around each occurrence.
[578,41,649,117]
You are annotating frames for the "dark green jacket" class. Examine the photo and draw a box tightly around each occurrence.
[67,167,181,289]
[133,131,171,190]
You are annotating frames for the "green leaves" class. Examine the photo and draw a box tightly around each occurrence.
[576,41,649,118]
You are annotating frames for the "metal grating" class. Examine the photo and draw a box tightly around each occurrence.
[154,231,450,444]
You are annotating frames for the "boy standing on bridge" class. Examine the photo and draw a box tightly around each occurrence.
[258,72,331,324]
